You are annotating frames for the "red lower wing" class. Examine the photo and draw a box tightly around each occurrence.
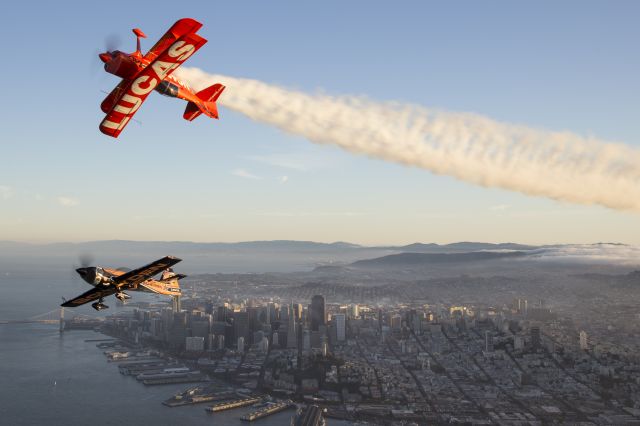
[101,80,129,113]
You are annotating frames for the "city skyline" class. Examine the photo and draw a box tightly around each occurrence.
[3,3,640,425]
[1,1,639,244]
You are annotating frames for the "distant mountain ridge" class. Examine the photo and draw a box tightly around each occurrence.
[0,239,536,252]
[350,250,530,269]
[392,242,536,253]
[0,240,634,273]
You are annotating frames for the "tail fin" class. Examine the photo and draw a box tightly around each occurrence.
[184,83,225,121]
[159,269,186,295]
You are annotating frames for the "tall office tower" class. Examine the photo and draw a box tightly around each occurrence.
[205,302,214,315]
[579,330,588,350]
[406,309,421,332]
[391,314,402,330]
[530,326,541,348]
[224,323,235,348]
[350,304,359,319]
[59,307,65,332]
[191,319,210,339]
[334,313,346,342]
[484,331,494,352]
[514,335,525,350]
[233,311,249,344]
[216,305,228,322]
[253,330,265,346]
[272,332,279,347]
[310,295,325,331]
[172,295,181,312]
[293,303,303,321]
[260,336,269,353]
[281,304,289,322]
[287,303,297,348]
[303,330,311,350]
[247,306,261,332]
[267,302,276,324]
[237,336,245,353]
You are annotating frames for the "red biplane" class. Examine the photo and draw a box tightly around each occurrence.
[98,18,224,138]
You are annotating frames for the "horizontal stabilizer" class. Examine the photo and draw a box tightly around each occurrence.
[160,273,187,282]
[197,83,225,103]
[183,83,225,121]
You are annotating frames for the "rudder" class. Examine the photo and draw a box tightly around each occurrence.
[183,83,225,121]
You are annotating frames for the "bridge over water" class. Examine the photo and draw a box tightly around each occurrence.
[0,308,101,331]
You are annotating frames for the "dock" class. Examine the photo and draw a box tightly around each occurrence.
[206,396,263,412]
[119,362,174,376]
[292,405,326,426]
[163,389,238,407]
[142,372,209,386]
[240,400,293,421]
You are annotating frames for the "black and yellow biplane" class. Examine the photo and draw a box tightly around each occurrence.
[61,256,185,311]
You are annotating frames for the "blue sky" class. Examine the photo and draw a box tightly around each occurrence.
[0,1,638,244]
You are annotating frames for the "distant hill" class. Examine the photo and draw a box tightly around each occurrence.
[393,242,537,253]
[1,240,631,274]
[350,250,530,269]
[0,239,377,274]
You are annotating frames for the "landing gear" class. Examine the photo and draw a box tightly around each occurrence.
[91,298,109,311]
[115,292,131,302]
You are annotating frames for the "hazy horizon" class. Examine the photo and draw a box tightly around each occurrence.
[2,237,637,247]
[2,2,639,245]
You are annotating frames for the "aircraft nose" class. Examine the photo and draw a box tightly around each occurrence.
[99,52,111,63]
[76,267,88,277]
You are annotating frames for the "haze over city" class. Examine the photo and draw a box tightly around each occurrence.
[1,2,640,426]
[2,1,639,245]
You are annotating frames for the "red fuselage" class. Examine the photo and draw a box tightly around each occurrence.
[100,50,200,105]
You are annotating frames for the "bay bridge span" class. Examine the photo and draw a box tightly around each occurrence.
[0,308,102,331]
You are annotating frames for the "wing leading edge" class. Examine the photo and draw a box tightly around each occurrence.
[61,286,117,307]
[114,256,182,288]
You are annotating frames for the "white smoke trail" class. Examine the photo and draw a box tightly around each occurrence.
[176,67,640,212]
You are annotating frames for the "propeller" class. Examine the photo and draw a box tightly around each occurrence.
[91,34,122,76]
[70,253,95,287]
[78,253,95,268]
[104,34,122,52]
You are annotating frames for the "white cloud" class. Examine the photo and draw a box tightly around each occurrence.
[490,204,510,211]
[0,185,13,200]
[246,152,336,172]
[247,154,309,171]
[178,67,640,213]
[279,175,289,183]
[529,244,640,265]
[57,196,79,207]
[256,211,364,217]
[231,168,262,180]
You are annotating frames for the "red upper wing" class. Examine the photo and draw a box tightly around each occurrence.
[99,31,207,138]
[143,18,203,63]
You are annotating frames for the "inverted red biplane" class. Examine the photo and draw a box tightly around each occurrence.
[98,18,224,138]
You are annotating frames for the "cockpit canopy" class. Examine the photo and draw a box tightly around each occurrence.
[156,81,179,97]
